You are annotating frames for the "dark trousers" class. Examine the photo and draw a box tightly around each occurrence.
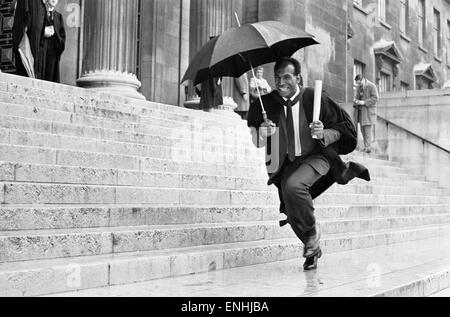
[280,162,329,245]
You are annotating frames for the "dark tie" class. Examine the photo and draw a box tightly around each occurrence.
[285,99,296,162]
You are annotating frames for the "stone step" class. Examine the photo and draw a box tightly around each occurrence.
[431,287,450,297]
[0,110,400,168]
[305,241,450,297]
[2,181,448,205]
[0,101,142,137]
[0,92,247,133]
[1,224,450,296]
[315,192,450,205]
[1,79,230,133]
[0,141,436,194]
[0,104,399,167]
[2,214,450,263]
[0,111,253,155]
[0,127,262,165]
[0,101,403,170]
[0,144,264,177]
[0,92,414,164]
[0,106,258,159]
[0,79,422,168]
[1,203,449,231]
[44,233,450,297]
[0,133,432,180]
[0,162,444,195]
[1,78,247,129]
[329,183,447,196]
[0,143,429,183]
[349,177,440,189]
[1,74,449,298]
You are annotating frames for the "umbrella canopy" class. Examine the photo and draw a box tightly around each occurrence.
[17,30,35,78]
[182,21,319,85]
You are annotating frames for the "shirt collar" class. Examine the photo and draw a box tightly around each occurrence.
[282,85,301,102]
[43,1,55,11]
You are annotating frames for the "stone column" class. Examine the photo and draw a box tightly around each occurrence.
[185,0,243,115]
[77,0,145,100]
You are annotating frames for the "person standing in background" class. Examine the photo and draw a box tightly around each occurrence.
[41,0,66,83]
[234,73,250,120]
[195,35,224,112]
[353,75,379,154]
[249,66,272,104]
[196,76,223,112]
[12,0,47,78]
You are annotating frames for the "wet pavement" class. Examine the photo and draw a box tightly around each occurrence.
[430,288,450,297]
[47,235,450,297]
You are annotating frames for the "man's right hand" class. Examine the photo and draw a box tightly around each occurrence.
[259,121,277,138]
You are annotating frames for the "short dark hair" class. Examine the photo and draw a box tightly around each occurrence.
[274,57,302,76]
[355,74,363,81]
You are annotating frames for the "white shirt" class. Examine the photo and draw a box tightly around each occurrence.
[282,86,302,157]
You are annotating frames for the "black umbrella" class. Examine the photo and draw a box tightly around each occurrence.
[182,20,319,122]
[182,21,318,85]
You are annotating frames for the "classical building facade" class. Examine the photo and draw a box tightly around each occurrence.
[1,0,450,105]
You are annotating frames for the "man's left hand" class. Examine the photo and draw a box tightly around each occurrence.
[310,121,324,140]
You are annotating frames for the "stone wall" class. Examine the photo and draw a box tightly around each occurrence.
[341,99,449,187]
[252,0,347,103]
[6,0,450,108]
[376,116,450,188]
[139,0,190,105]
[254,0,450,104]
[348,0,450,101]
[378,88,450,150]
[304,0,347,102]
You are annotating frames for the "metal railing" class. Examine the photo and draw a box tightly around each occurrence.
[378,115,450,154]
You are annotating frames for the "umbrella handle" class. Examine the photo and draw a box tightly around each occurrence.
[262,112,268,123]
[234,13,269,125]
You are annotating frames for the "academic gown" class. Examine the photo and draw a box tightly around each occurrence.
[247,87,371,222]
[12,0,47,79]
[40,10,65,83]
[197,77,224,110]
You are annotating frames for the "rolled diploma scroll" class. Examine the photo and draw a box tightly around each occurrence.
[312,80,323,139]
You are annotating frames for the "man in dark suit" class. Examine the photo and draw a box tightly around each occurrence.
[12,0,65,82]
[40,0,66,83]
[247,57,369,271]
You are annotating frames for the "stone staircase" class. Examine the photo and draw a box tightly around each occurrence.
[1,73,450,297]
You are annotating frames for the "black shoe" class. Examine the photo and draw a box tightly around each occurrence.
[303,249,322,271]
[303,226,321,258]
